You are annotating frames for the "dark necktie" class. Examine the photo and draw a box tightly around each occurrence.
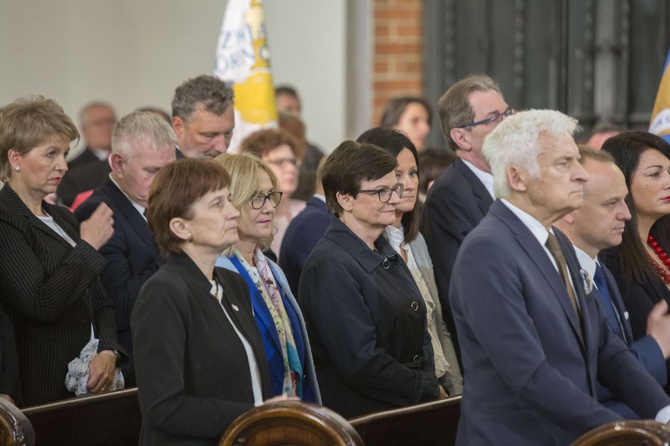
[593,263,626,343]
[545,232,581,321]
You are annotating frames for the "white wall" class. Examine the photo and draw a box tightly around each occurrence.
[0,0,349,154]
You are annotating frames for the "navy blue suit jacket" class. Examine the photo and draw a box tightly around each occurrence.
[278,196,330,294]
[422,159,493,361]
[450,200,670,445]
[75,177,164,380]
[595,262,666,417]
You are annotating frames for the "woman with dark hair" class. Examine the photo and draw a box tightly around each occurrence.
[0,96,124,406]
[132,158,284,445]
[214,152,320,403]
[356,128,463,396]
[601,132,670,355]
[299,141,444,418]
[380,96,432,151]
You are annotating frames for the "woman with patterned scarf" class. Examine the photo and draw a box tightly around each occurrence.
[215,152,320,403]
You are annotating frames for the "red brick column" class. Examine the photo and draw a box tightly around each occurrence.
[372,0,424,126]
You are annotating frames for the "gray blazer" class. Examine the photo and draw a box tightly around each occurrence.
[407,233,463,395]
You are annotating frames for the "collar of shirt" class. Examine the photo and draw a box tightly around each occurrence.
[325,217,398,273]
[501,199,549,246]
[109,173,146,219]
[313,194,326,203]
[573,245,597,287]
[91,148,110,161]
[462,159,495,198]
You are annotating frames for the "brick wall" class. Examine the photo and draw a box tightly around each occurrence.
[372,0,424,126]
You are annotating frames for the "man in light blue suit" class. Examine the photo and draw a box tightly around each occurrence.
[450,110,670,445]
[555,146,670,418]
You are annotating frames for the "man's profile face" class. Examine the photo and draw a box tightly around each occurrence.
[571,159,630,253]
[465,90,509,155]
[524,134,588,219]
[116,141,175,207]
[173,105,234,158]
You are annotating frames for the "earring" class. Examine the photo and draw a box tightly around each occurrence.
[14,166,20,172]
[187,233,193,242]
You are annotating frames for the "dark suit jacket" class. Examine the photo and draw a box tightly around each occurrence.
[131,253,273,446]
[58,155,111,207]
[595,262,666,417]
[279,196,330,294]
[0,310,19,401]
[450,200,670,445]
[421,159,493,361]
[299,217,440,418]
[0,183,123,406]
[74,177,165,383]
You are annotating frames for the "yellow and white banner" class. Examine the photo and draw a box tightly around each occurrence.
[650,49,670,143]
[214,0,277,152]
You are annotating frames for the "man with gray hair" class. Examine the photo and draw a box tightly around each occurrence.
[450,109,670,444]
[171,75,235,158]
[75,111,176,385]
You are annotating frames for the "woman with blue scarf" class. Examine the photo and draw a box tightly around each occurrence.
[215,152,320,403]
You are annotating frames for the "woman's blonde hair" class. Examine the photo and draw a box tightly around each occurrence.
[215,152,279,252]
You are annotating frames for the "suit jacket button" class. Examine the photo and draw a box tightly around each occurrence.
[411,301,419,311]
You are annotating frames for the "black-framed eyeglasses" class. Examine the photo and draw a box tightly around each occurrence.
[357,183,404,203]
[250,191,283,210]
[458,107,514,129]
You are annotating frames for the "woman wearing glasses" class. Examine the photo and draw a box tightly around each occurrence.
[299,141,444,418]
[214,153,320,404]
[357,127,463,397]
[240,129,305,257]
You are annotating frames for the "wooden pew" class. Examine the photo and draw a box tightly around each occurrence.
[220,400,363,446]
[349,395,462,446]
[0,388,141,446]
[571,419,670,445]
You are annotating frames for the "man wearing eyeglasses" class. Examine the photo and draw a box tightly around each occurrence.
[422,75,512,363]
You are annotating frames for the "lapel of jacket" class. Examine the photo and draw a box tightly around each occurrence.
[229,255,282,352]
[492,201,586,351]
[213,265,272,393]
[0,183,77,248]
[454,159,494,216]
[103,178,157,252]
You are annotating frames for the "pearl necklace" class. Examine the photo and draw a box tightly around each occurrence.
[647,234,670,284]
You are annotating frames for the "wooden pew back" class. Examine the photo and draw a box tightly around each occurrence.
[0,388,141,446]
[571,419,670,445]
[220,400,363,446]
[349,395,461,446]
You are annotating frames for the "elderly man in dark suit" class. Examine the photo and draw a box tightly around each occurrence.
[555,146,670,418]
[75,111,176,384]
[421,75,511,361]
[450,109,670,445]
[57,102,116,206]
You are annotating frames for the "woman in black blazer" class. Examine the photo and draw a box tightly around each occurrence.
[0,97,124,406]
[133,158,281,446]
[299,141,443,418]
[601,132,670,390]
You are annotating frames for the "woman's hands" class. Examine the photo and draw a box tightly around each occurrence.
[86,350,118,393]
[80,203,115,250]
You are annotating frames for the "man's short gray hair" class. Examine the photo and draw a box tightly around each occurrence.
[483,109,579,199]
[112,111,177,160]
[171,75,234,122]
